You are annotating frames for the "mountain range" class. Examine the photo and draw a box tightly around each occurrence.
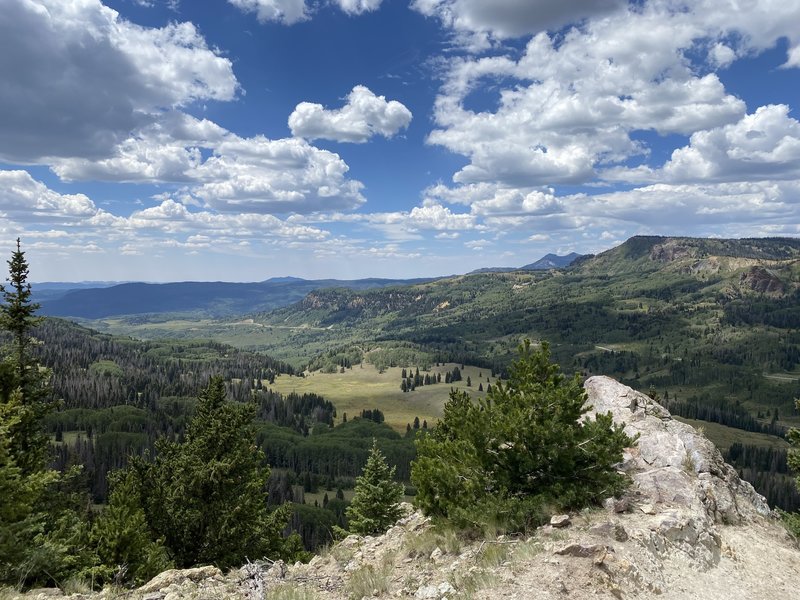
[36,251,584,319]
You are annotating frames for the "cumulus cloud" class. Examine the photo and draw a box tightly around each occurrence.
[52,113,228,183]
[0,0,237,163]
[0,170,97,220]
[289,86,412,143]
[425,1,800,190]
[412,0,626,48]
[187,136,366,213]
[0,171,334,265]
[50,112,365,214]
[607,105,800,184]
[227,0,308,24]
[425,182,563,217]
[229,0,385,23]
[579,181,799,229]
[336,0,383,15]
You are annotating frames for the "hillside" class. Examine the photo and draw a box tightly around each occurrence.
[11,377,798,600]
[38,277,437,319]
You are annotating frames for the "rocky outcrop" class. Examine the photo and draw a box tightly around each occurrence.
[584,376,771,526]
[8,377,799,600]
[739,266,785,295]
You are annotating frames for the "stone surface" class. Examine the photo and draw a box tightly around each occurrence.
[550,514,571,528]
[583,375,771,524]
[139,566,222,594]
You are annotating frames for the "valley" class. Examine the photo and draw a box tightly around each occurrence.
[24,235,800,555]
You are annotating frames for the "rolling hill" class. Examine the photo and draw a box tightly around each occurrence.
[38,276,437,319]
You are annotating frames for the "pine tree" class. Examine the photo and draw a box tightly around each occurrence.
[0,242,94,588]
[345,439,404,536]
[0,393,53,583]
[89,470,171,585]
[412,340,635,532]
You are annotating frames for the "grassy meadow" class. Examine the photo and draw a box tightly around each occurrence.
[268,362,499,432]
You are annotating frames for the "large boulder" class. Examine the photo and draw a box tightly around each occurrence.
[584,376,771,526]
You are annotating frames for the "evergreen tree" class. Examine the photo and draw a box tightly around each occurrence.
[0,239,52,475]
[89,470,172,586]
[345,439,404,536]
[412,340,635,532]
[0,393,52,584]
[0,242,93,588]
[128,377,296,569]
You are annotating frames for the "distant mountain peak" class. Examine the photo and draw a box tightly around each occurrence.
[520,252,583,270]
[469,252,583,275]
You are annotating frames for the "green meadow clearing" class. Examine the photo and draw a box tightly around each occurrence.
[268,362,499,432]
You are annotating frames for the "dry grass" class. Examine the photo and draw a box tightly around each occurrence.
[345,552,396,600]
[264,584,321,600]
[404,526,463,559]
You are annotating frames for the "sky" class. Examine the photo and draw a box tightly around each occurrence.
[2,0,800,282]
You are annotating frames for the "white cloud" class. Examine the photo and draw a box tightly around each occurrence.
[0,0,237,163]
[579,181,800,229]
[289,86,412,143]
[336,0,383,15]
[52,112,227,183]
[425,1,800,190]
[710,43,736,68]
[607,105,800,184]
[0,170,97,220]
[424,182,563,217]
[464,239,491,250]
[412,0,626,49]
[51,113,365,215]
[188,136,365,214]
[227,0,308,24]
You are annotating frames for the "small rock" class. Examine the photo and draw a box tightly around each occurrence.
[550,514,571,528]
[430,547,444,562]
[555,543,608,558]
[604,497,631,513]
[592,522,629,543]
[139,566,222,593]
[640,503,656,515]
[414,581,455,599]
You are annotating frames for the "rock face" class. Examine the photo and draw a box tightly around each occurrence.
[583,376,771,527]
[8,377,799,600]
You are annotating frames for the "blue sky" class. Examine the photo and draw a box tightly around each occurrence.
[1,0,799,282]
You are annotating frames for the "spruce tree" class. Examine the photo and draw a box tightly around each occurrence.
[0,242,92,587]
[0,393,52,583]
[0,238,51,475]
[345,439,404,536]
[90,470,171,585]
[129,377,295,569]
